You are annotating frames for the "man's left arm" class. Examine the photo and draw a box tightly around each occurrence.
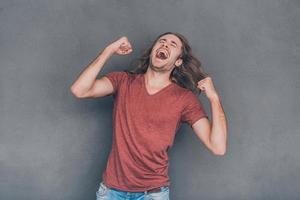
[192,77,228,156]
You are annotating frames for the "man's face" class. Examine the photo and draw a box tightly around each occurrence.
[149,34,183,72]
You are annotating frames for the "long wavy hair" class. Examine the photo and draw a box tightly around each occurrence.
[125,32,208,94]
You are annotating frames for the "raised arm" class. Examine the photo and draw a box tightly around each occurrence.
[70,36,133,98]
[192,76,227,156]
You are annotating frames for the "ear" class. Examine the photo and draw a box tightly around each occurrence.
[175,58,183,67]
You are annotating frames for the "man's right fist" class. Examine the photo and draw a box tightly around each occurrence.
[107,36,133,56]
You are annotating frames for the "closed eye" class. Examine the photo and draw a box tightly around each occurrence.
[158,38,177,48]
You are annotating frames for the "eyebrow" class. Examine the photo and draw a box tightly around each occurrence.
[159,38,178,46]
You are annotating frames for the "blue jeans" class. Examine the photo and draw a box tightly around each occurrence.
[96,181,170,200]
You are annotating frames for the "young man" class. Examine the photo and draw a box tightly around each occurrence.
[70,32,227,200]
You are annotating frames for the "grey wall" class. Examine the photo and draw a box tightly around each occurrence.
[1,0,299,199]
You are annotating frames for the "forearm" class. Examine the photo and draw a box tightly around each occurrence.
[70,47,114,96]
[209,95,227,155]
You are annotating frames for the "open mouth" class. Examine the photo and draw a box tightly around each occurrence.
[155,49,169,60]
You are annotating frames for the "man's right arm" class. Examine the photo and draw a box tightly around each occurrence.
[70,36,132,98]
[70,48,114,98]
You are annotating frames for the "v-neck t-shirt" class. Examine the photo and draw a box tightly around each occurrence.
[101,71,208,192]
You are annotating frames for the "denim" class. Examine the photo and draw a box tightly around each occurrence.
[96,181,170,200]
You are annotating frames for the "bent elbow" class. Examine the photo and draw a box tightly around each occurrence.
[70,86,84,98]
[213,148,226,156]
[214,151,226,156]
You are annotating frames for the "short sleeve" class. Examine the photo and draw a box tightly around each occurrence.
[181,91,208,127]
[103,71,127,94]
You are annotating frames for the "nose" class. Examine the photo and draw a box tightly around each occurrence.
[162,43,169,49]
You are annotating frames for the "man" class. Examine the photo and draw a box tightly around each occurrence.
[70,32,227,200]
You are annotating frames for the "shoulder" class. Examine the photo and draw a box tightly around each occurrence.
[172,83,197,100]
[105,70,128,78]
[105,70,141,86]
[105,70,137,82]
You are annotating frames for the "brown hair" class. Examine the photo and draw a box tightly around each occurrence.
[125,32,208,94]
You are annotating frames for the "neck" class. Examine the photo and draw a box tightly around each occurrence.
[144,67,173,87]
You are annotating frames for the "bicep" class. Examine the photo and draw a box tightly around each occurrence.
[79,76,114,98]
[192,117,214,153]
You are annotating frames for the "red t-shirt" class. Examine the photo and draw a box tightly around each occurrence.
[101,71,208,192]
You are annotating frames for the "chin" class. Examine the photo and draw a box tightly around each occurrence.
[150,63,162,70]
[151,57,168,67]
[151,60,166,69]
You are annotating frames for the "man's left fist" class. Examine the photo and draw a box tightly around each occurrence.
[197,76,219,100]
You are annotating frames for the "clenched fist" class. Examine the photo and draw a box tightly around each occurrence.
[107,36,133,56]
[197,76,219,101]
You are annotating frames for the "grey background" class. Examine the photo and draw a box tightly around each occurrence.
[1,0,299,199]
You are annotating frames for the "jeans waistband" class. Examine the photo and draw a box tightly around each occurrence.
[101,182,168,194]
